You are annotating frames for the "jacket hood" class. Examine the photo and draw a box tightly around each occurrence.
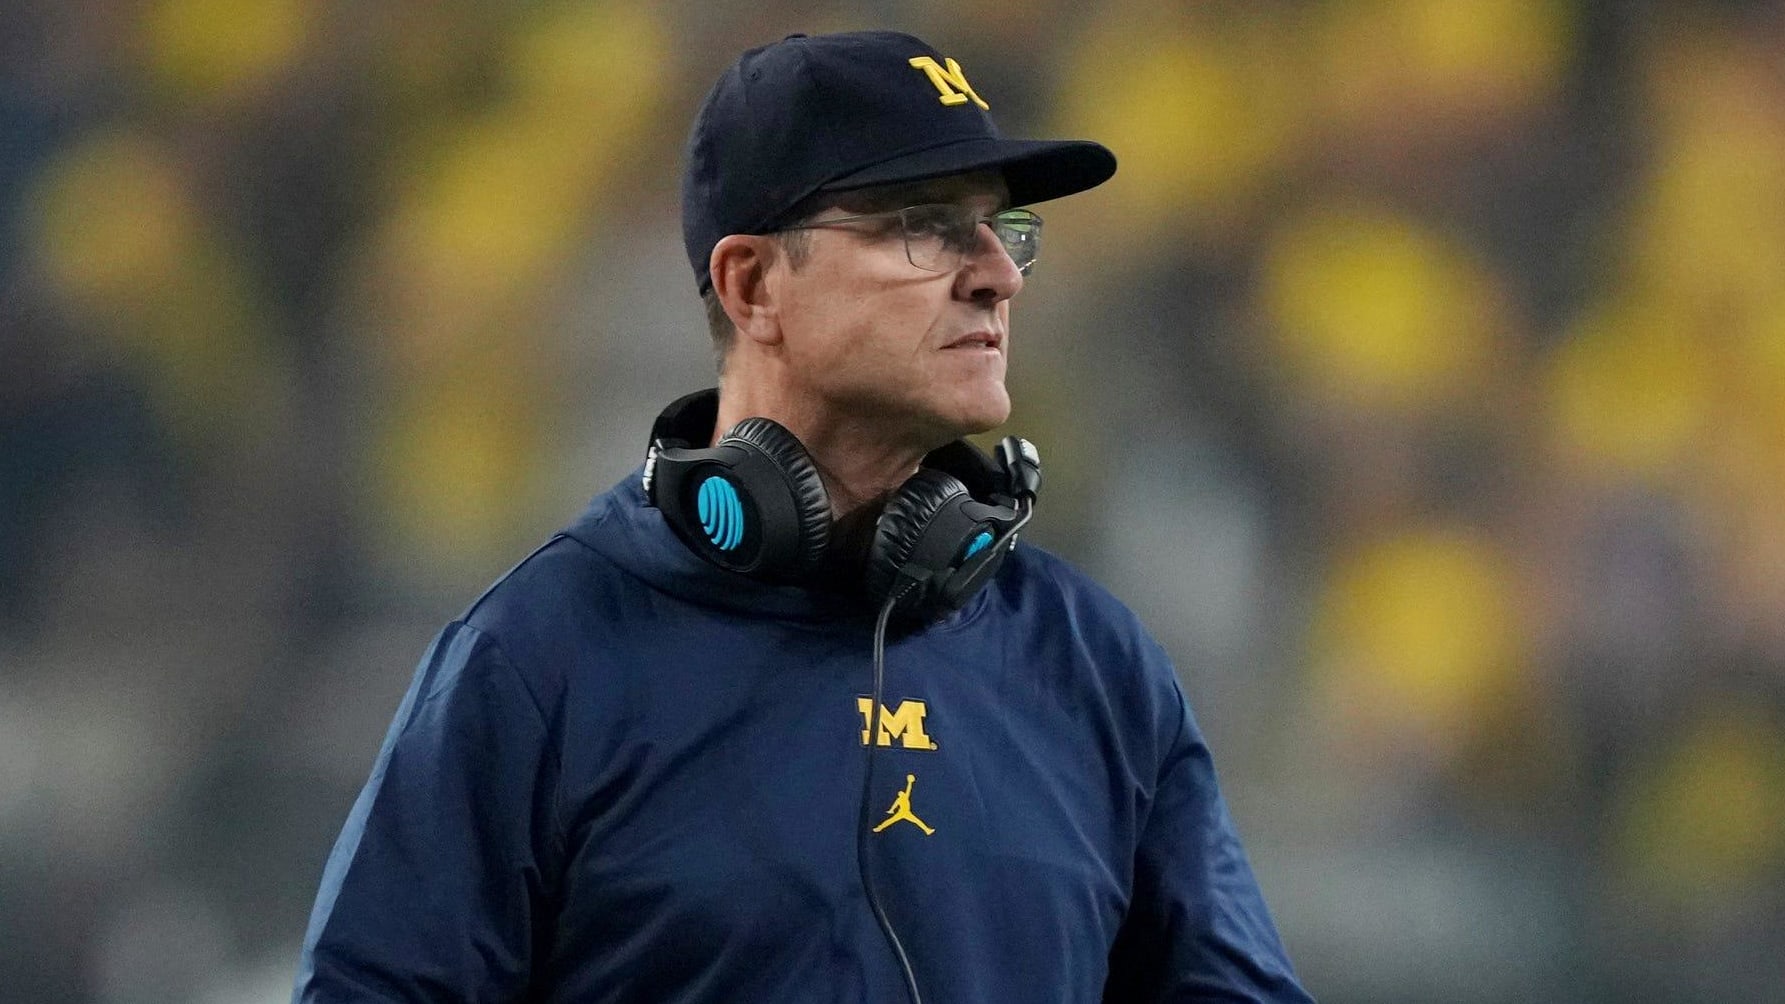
[561,468,989,630]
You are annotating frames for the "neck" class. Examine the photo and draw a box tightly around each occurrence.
[713,380,932,524]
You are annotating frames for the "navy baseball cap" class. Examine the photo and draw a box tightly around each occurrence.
[682,30,1118,293]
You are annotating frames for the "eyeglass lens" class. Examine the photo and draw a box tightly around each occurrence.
[899,205,1042,275]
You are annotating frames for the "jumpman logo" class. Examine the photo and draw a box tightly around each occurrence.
[872,774,934,835]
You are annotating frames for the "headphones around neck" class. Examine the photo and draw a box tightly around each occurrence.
[643,388,1042,620]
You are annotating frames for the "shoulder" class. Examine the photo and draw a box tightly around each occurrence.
[994,542,1168,667]
[459,475,656,642]
[466,531,637,638]
[980,542,1193,776]
[985,542,1185,724]
[448,521,645,711]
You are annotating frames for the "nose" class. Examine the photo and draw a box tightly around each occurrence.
[954,222,1024,304]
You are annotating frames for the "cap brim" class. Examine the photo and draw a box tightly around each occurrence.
[818,136,1116,208]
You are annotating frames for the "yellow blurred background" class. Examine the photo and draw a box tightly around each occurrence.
[2,1,1783,1001]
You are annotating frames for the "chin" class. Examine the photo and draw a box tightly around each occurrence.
[945,386,1011,438]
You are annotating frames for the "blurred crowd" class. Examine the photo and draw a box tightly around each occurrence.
[3,1,1784,1001]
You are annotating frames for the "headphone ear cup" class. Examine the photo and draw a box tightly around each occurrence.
[721,417,833,576]
[867,468,971,605]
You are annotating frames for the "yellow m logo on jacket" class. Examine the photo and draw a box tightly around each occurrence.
[858,698,939,750]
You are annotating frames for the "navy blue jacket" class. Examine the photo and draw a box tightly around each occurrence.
[293,471,1311,1002]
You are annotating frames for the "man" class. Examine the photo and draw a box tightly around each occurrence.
[293,30,1311,1003]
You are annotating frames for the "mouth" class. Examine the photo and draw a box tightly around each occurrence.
[942,331,1003,351]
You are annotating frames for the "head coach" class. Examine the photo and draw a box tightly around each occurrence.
[292,29,1312,1004]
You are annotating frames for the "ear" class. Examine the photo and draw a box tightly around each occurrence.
[710,235,783,347]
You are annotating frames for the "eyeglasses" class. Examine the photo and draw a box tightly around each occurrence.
[775,204,1044,276]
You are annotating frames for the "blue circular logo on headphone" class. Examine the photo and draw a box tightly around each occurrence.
[696,475,746,551]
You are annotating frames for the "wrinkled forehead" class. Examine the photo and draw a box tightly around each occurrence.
[825,170,1010,214]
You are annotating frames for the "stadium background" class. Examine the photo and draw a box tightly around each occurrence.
[3,0,1784,1001]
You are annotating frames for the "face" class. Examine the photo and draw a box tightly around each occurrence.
[766,171,1025,446]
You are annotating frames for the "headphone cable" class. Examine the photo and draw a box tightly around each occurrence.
[858,586,925,1004]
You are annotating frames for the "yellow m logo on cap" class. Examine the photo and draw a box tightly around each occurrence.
[909,55,989,111]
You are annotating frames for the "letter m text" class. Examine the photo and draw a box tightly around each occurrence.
[857,698,939,750]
